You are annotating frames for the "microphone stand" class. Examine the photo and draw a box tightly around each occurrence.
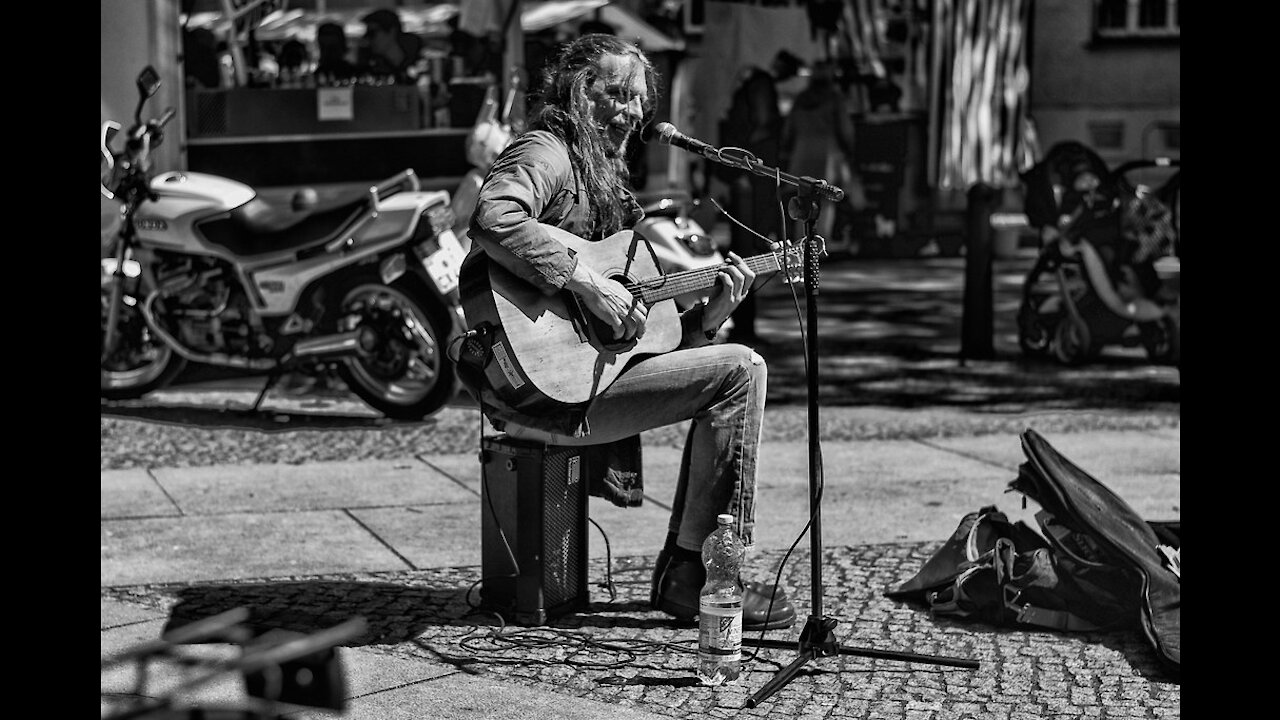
[721,158,979,709]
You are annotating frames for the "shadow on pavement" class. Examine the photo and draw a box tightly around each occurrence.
[162,579,482,646]
[750,256,1179,410]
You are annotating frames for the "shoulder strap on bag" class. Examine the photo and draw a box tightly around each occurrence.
[1012,601,1103,632]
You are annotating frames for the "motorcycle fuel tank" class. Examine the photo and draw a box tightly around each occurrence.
[149,171,255,212]
[133,171,256,250]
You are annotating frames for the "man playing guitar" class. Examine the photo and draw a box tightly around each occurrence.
[458,34,796,630]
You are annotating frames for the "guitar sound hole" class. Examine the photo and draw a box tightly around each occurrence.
[563,291,637,350]
[590,315,635,352]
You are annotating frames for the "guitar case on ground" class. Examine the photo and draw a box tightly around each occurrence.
[887,429,1179,677]
[1011,428,1179,674]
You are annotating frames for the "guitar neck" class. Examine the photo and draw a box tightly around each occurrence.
[628,252,785,304]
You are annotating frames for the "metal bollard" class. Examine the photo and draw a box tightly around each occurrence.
[960,183,999,362]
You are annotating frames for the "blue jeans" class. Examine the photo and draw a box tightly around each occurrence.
[500,343,767,552]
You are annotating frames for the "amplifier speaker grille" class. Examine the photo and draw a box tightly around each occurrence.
[479,436,589,625]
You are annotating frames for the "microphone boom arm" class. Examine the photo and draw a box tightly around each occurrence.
[726,150,846,204]
[655,122,845,203]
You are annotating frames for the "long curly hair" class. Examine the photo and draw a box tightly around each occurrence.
[528,34,658,236]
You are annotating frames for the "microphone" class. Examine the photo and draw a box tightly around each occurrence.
[654,122,720,161]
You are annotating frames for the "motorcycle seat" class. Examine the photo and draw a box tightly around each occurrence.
[202,197,368,258]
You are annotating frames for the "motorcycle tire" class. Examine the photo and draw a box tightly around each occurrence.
[101,282,187,400]
[332,272,457,421]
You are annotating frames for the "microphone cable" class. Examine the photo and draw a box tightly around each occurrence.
[457,515,790,673]
[464,411,521,613]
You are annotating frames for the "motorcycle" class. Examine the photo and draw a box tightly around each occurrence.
[100,66,468,420]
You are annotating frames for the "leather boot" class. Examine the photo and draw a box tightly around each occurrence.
[649,532,679,610]
[652,556,797,630]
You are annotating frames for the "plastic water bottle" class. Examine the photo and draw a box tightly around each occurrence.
[697,514,745,685]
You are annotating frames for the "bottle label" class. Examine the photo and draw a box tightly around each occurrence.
[698,601,742,661]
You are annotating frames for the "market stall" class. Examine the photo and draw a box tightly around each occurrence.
[179,0,683,189]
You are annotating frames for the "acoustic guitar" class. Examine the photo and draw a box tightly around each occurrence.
[458,223,803,410]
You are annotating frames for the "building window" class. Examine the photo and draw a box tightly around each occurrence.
[684,0,705,36]
[1095,0,1179,39]
[1088,120,1126,150]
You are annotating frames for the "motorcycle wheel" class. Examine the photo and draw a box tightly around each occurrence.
[101,283,187,400]
[333,274,456,421]
[1051,315,1093,366]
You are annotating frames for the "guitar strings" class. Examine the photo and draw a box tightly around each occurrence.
[624,192,797,303]
[623,255,788,302]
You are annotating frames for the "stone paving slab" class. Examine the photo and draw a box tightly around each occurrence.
[101,596,166,629]
[924,430,1181,521]
[925,429,1180,478]
[147,459,475,514]
[101,511,411,586]
[101,468,181,519]
[351,502,486,569]
[748,439,1016,549]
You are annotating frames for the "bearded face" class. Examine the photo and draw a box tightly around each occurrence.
[587,53,649,156]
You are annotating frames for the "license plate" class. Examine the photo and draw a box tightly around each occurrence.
[422,229,464,294]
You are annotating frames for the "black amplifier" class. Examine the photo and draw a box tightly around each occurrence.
[478,435,590,625]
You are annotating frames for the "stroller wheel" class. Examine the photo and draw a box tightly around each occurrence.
[1141,315,1180,366]
[1052,316,1093,365]
[1017,301,1052,357]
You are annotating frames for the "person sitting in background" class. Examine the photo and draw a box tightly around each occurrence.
[314,22,357,84]
[358,8,424,84]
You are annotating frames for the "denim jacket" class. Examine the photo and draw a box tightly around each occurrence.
[461,130,711,437]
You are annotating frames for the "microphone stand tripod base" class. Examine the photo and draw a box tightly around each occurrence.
[742,615,838,708]
[741,617,981,708]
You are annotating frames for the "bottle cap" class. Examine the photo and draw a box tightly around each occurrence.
[717,513,733,525]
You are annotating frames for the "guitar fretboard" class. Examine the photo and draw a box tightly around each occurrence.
[625,252,789,304]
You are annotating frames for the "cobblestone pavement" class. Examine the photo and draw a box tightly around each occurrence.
[102,544,1179,719]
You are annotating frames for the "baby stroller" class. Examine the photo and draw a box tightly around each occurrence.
[1016,141,1180,366]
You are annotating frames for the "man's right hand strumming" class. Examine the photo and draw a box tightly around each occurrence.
[566,262,649,341]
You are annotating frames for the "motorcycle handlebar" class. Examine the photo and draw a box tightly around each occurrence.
[154,107,176,131]
[101,121,122,199]
[106,106,176,200]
